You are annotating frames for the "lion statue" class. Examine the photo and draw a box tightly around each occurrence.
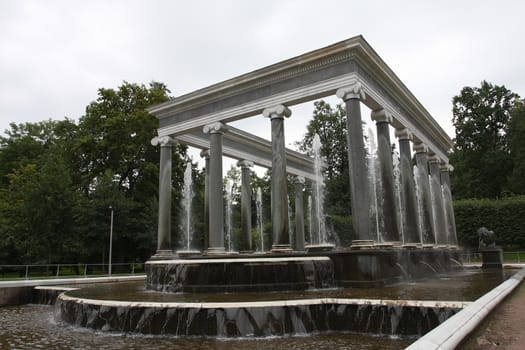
[478,227,496,249]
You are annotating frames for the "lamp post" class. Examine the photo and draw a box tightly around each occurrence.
[108,205,114,275]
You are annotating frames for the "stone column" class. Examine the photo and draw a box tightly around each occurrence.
[440,163,458,246]
[336,83,371,243]
[371,109,400,243]
[150,135,177,259]
[414,142,435,245]
[429,154,447,245]
[203,122,227,254]
[263,105,292,252]
[237,159,254,252]
[200,149,210,251]
[294,176,306,251]
[395,128,420,245]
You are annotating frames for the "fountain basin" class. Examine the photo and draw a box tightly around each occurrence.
[146,256,335,293]
[56,291,465,337]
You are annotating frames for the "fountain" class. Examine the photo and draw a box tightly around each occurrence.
[392,150,404,242]
[176,163,199,256]
[256,187,265,252]
[367,127,382,242]
[225,179,235,253]
[54,36,463,342]
[306,134,334,251]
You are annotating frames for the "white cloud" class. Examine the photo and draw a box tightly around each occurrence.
[1,0,524,147]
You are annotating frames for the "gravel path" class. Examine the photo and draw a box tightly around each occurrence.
[459,279,525,349]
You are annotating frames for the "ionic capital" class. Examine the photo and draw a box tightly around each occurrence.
[200,149,210,159]
[236,159,254,169]
[371,109,393,124]
[395,128,413,141]
[413,142,428,154]
[294,176,306,185]
[262,105,291,120]
[336,82,366,101]
[427,154,441,164]
[151,135,177,147]
[203,122,228,135]
[439,162,454,172]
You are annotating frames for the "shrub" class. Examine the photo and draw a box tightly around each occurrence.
[454,196,525,249]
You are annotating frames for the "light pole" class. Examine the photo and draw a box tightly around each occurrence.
[109,205,114,275]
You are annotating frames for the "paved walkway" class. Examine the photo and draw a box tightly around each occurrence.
[459,277,525,350]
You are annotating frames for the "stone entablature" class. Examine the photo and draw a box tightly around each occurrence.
[148,35,452,163]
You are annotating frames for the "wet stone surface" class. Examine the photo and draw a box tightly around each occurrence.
[0,305,413,349]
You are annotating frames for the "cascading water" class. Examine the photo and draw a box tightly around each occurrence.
[225,179,233,252]
[367,127,382,241]
[392,150,404,243]
[307,195,312,244]
[256,187,264,252]
[181,163,193,250]
[428,174,438,241]
[413,165,424,243]
[287,194,294,247]
[312,134,327,244]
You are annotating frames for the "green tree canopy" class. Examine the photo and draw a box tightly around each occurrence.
[296,100,350,216]
[450,81,521,199]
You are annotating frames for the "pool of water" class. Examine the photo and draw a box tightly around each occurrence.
[67,268,512,303]
[0,268,515,349]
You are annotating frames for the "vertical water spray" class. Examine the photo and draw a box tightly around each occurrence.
[312,134,327,244]
[287,194,294,247]
[181,163,193,250]
[413,165,424,243]
[307,195,312,244]
[225,179,233,252]
[392,150,404,243]
[367,128,381,241]
[256,187,264,252]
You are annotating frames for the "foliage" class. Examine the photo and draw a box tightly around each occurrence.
[0,81,189,265]
[296,100,351,216]
[508,101,525,194]
[454,196,525,249]
[450,81,520,198]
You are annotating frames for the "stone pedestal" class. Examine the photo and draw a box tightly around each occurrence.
[481,248,503,269]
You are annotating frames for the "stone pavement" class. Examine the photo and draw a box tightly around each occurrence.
[459,276,525,349]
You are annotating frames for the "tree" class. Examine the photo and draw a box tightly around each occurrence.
[450,81,520,199]
[296,100,350,216]
[508,101,525,194]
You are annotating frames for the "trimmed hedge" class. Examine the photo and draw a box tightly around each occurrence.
[454,196,525,249]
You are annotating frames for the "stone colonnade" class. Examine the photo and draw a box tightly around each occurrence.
[151,82,458,257]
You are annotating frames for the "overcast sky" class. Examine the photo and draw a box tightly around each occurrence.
[1,0,524,161]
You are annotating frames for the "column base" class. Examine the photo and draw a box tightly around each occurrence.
[206,247,227,255]
[149,250,175,260]
[271,244,293,253]
[350,240,375,250]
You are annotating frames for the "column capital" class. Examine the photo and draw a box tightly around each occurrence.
[371,109,393,124]
[262,105,291,120]
[236,159,254,169]
[439,162,454,172]
[200,149,210,159]
[428,154,441,164]
[203,122,228,135]
[395,128,413,141]
[336,81,366,101]
[151,135,177,147]
[294,176,305,185]
[413,142,428,154]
